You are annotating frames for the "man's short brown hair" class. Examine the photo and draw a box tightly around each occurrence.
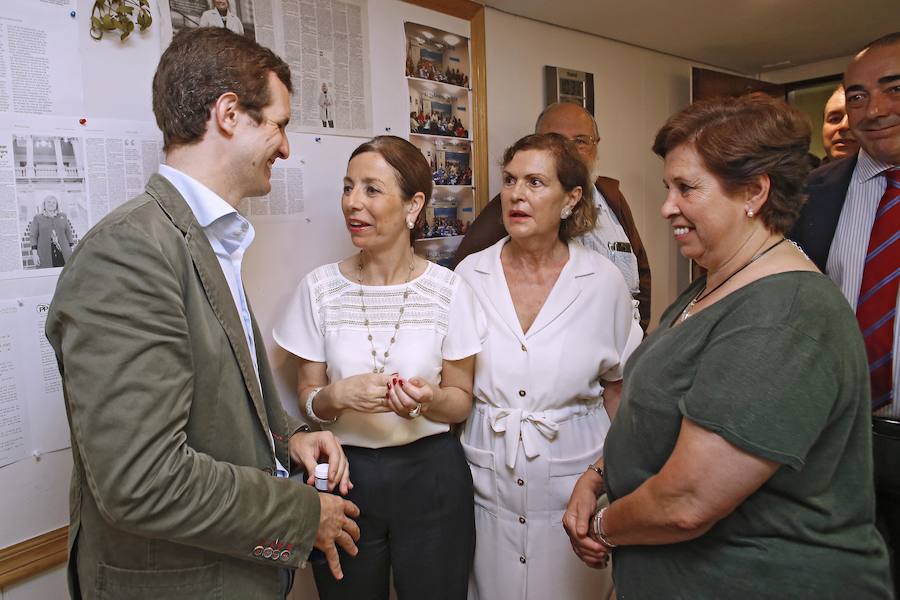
[152,27,292,151]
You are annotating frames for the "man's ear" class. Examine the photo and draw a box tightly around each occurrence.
[212,92,241,137]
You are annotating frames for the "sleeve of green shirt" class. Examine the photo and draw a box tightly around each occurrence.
[678,324,840,470]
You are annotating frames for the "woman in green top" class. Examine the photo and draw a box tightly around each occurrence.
[562,94,893,598]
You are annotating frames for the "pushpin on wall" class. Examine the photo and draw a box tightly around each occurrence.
[32,449,42,461]
[314,137,322,143]
[385,127,392,132]
[70,11,76,18]
[79,118,87,126]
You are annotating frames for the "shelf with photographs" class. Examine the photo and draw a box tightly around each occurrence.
[405,20,476,264]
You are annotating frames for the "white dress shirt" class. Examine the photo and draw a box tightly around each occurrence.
[158,164,289,476]
[576,185,641,320]
[826,150,900,417]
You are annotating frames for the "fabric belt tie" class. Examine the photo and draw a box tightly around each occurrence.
[490,408,560,469]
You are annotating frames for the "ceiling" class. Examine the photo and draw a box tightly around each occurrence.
[478,0,900,75]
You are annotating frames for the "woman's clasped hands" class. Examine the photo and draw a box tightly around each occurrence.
[332,372,434,419]
[387,375,435,420]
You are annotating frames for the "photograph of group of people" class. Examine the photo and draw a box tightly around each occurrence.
[404,22,470,89]
[36,16,900,600]
[419,187,473,240]
[408,80,471,139]
[411,135,473,187]
[410,111,469,138]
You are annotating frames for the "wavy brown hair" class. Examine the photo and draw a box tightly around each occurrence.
[501,133,595,241]
[652,93,811,234]
[350,136,432,243]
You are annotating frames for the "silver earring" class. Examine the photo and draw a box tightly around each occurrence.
[746,207,755,218]
[406,219,415,229]
[561,206,573,220]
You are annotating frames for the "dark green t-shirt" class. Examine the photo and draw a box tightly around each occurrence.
[605,272,892,600]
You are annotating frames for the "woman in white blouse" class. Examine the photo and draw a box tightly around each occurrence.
[274,136,483,600]
[455,133,642,600]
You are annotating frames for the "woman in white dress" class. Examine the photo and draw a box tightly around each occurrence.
[274,136,483,600]
[455,133,642,600]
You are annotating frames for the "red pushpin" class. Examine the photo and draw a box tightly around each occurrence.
[78,118,87,125]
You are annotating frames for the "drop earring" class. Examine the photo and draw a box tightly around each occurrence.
[746,206,755,218]
[560,206,573,220]
[406,219,415,229]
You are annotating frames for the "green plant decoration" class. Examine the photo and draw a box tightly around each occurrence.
[90,0,153,41]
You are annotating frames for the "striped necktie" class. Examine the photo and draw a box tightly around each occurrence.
[857,166,900,410]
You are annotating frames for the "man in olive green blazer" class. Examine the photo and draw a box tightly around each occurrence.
[46,28,359,600]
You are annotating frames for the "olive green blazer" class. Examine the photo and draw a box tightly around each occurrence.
[46,174,320,600]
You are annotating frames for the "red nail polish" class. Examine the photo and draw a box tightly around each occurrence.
[387,382,392,390]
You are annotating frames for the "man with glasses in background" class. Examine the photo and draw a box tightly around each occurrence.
[453,102,651,332]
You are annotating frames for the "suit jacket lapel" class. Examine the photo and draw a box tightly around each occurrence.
[145,174,272,442]
[797,155,857,271]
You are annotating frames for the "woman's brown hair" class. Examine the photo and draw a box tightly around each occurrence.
[502,133,595,241]
[350,136,432,243]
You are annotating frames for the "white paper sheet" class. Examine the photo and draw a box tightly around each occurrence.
[0,116,163,280]
[0,299,33,467]
[160,0,373,137]
[0,0,82,117]
[16,295,68,454]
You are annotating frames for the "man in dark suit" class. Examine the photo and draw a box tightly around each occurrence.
[453,102,652,332]
[791,31,900,594]
[46,28,359,599]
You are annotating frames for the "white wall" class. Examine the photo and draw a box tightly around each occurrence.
[483,8,696,327]
[759,54,853,84]
[0,565,66,600]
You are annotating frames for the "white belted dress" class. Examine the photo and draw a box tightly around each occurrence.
[455,238,642,600]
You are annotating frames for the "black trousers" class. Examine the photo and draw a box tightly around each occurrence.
[873,417,900,598]
[313,432,475,600]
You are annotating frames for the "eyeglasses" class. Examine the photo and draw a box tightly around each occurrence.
[569,135,599,150]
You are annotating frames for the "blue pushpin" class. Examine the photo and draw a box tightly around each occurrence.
[70,10,76,18]
[385,127,392,132]
[314,137,322,143]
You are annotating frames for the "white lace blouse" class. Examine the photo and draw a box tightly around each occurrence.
[274,260,485,448]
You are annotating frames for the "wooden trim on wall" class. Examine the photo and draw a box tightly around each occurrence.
[401,0,490,213]
[400,0,482,20]
[0,526,67,588]
[469,6,488,213]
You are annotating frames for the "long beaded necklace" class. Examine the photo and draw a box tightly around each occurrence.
[357,249,416,374]
[679,237,786,323]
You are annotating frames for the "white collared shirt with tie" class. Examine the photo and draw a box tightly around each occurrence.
[455,238,642,600]
[826,151,900,417]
